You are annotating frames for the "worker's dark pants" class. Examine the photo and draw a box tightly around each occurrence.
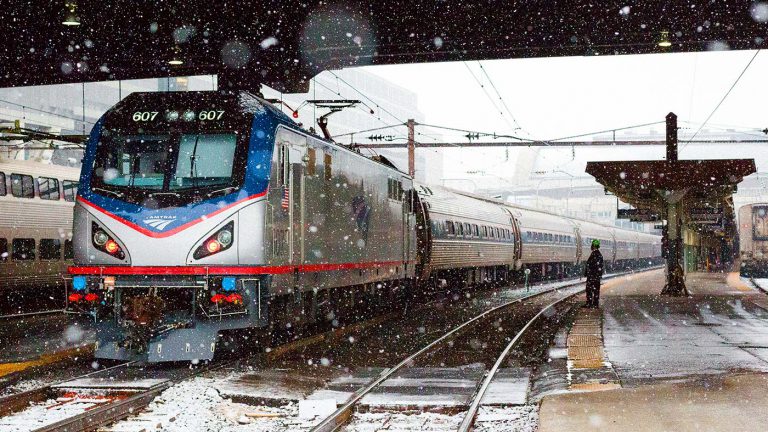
[586,278,601,307]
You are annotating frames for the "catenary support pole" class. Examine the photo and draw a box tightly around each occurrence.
[407,119,415,177]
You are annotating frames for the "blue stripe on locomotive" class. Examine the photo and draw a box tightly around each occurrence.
[76,104,288,234]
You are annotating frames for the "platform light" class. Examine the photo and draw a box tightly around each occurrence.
[62,2,81,26]
[658,31,672,48]
[168,45,184,65]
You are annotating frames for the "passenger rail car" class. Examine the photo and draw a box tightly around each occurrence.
[69,90,661,363]
[0,159,80,312]
[739,203,768,277]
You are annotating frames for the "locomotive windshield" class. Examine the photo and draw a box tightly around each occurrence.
[91,130,243,207]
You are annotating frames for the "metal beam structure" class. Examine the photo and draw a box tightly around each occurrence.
[1,2,767,92]
[353,139,768,149]
[586,113,756,296]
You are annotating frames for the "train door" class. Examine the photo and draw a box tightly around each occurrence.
[402,181,415,276]
[275,127,307,267]
[505,208,523,270]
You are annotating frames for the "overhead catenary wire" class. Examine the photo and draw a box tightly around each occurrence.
[475,61,523,132]
[683,49,761,148]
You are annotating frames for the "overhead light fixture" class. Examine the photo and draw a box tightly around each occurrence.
[62,1,81,26]
[658,31,672,48]
[168,46,184,65]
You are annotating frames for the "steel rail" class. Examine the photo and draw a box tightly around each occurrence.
[28,358,234,432]
[310,267,659,432]
[457,292,583,431]
[0,361,135,418]
[310,274,600,432]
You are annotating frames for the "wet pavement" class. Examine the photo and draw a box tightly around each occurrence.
[539,269,768,432]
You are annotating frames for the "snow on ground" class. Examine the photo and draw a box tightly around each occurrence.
[473,405,539,432]
[753,278,768,293]
[344,411,464,431]
[0,393,113,432]
[104,377,321,432]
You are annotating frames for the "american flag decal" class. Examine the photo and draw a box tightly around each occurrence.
[281,186,289,210]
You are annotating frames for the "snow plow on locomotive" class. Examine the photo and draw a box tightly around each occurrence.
[68,90,661,363]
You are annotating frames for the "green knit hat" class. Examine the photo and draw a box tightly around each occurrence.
[591,239,601,248]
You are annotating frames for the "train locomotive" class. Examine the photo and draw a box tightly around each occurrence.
[68,90,661,362]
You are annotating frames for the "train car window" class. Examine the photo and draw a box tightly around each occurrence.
[482,226,488,237]
[11,173,34,198]
[473,224,479,236]
[457,222,464,236]
[63,181,79,202]
[64,239,74,259]
[12,238,35,260]
[464,223,471,237]
[38,177,61,200]
[324,153,332,181]
[0,238,7,261]
[507,229,512,240]
[306,148,316,176]
[40,239,62,260]
[446,221,455,235]
[0,172,5,196]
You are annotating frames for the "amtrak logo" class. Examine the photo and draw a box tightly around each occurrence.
[143,216,177,231]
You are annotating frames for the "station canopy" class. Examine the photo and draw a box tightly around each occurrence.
[586,159,757,213]
[1,2,767,92]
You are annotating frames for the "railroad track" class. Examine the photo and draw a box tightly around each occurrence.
[310,268,653,432]
[0,268,653,431]
[0,358,232,432]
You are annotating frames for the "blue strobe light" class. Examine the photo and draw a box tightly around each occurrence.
[222,277,237,292]
[73,276,87,291]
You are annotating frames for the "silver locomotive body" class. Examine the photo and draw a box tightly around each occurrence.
[70,91,414,362]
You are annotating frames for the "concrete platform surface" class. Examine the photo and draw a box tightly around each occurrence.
[539,373,768,432]
[539,269,768,431]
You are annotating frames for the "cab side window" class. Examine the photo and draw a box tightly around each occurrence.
[38,177,60,200]
[63,181,79,202]
[11,174,34,198]
[0,172,6,196]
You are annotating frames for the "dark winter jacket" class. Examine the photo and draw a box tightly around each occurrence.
[585,249,604,280]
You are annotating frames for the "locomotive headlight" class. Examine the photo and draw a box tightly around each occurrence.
[193,221,235,260]
[217,229,233,247]
[91,222,126,260]
[183,110,196,122]
[166,110,180,121]
[93,231,109,246]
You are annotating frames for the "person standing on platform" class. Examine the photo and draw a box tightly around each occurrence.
[585,239,604,308]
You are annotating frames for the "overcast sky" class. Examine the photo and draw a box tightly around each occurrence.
[361,49,768,182]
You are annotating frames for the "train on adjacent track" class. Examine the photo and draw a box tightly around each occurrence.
[67,90,661,362]
[0,159,80,313]
[738,203,768,277]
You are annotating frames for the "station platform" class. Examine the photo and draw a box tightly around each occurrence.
[539,269,768,431]
[0,314,95,379]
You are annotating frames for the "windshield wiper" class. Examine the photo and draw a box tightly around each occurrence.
[92,187,124,198]
[149,191,181,198]
[206,186,238,198]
